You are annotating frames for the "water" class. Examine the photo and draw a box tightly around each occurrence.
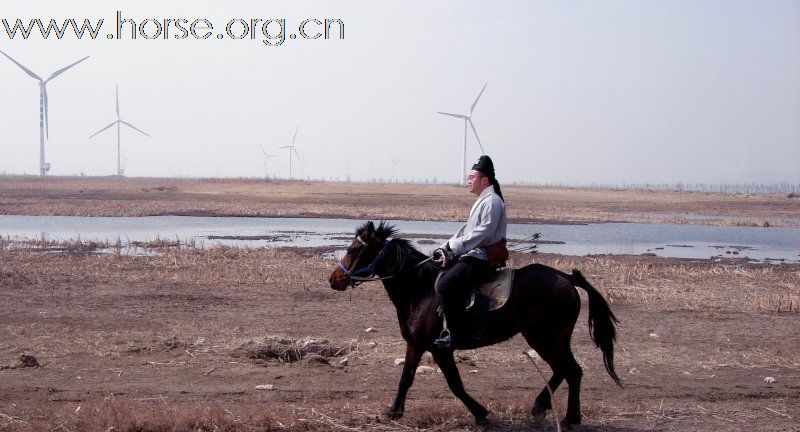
[1,215,798,262]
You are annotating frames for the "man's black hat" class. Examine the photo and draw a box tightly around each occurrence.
[471,155,495,179]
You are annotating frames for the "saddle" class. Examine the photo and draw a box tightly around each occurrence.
[467,267,515,312]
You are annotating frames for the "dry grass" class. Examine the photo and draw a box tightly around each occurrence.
[3,238,796,315]
[1,399,280,432]
[1,240,798,431]
[1,176,798,226]
[508,253,800,314]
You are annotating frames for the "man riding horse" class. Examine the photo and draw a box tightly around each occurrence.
[329,162,621,426]
[433,154,508,348]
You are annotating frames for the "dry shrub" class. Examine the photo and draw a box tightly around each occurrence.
[0,237,104,253]
[230,335,355,364]
[131,236,184,249]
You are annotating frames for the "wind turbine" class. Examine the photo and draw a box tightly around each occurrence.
[0,50,89,176]
[344,161,357,183]
[391,157,401,183]
[278,125,302,180]
[437,83,488,185]
[299,158,306,180]
[259,145,278,179]
[88,85,150,176]
[121,148,133,176]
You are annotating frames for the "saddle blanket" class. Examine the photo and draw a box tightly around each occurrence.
[471,267,514,311]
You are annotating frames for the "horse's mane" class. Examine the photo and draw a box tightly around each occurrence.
[355,220,398,239]
[377,222,441,279]
[354,220,438,276]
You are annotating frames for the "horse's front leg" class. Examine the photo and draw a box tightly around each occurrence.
[386,342,423,419]
[431,349,489,425]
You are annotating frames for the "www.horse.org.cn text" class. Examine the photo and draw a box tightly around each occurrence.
[1,11,345,46]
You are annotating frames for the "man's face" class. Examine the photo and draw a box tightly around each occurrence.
[467,170,488,196]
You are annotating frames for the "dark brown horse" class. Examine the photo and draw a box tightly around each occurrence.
[328,221,621,428]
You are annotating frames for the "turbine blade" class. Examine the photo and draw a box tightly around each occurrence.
[292,125,299,145]
[437,111,467,119]
[119,120,150,137]
[468,119,485,154]
[260,144,267,156]
[43,86,49,139]
[469,83,487,115]
[115,85,120,118]
[46,56,89,81]
[292,147,303,164]
[89,121,117,138]
[0,49,42,81]
[278,145,292,149]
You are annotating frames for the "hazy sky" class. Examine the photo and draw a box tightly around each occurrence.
[1,0,798,184]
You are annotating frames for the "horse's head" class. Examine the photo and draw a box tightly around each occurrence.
[329,221,395,291]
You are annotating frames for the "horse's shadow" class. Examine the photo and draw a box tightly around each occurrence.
[473,419,661,432]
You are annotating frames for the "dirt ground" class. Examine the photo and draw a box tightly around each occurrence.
[1,243,798,432]
[1,177,799,431]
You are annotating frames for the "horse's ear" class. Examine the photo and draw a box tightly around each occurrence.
[366,221,374,234]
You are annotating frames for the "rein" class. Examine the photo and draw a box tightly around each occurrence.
[338,237,436,288]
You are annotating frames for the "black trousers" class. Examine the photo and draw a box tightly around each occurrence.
[435,256,492,320]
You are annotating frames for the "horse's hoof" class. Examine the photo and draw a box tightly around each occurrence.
[531,405,548,422]
[384,408,403,420]
[560,415,581,430]
[475,416,493,429]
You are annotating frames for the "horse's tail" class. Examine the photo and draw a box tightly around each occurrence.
[571,269,622,387]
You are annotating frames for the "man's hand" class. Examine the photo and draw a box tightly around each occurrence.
[432,247,453,267]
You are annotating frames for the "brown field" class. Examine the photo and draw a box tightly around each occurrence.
[1,177,799,431]
[1,176,798,226]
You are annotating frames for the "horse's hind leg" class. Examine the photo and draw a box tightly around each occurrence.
[431,349,489,425]
[561,349,583,427]
[531,372,564,420]
[523,334,564,420]
[523,331,582,426]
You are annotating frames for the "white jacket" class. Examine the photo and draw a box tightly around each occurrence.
[446,185,507,261]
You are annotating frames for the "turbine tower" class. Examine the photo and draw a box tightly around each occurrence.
[278,125,302,180]
[259,145,278,179]
[121,148,133,176]
[391,157,401,183]
[88,85,150,176]
[0,50,89,176]
[437,83,487,185]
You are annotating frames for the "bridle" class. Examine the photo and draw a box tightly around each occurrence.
[336,234,435,288]
[337,234,395,287]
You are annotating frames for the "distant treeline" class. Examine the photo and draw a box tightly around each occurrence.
[326,178,800,195]
[505,181,800,195]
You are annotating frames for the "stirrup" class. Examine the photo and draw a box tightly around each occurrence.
[434,329,452,348]
[436,310,456,348]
